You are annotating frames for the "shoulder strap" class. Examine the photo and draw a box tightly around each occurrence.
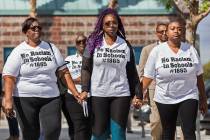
[48,42,58,65]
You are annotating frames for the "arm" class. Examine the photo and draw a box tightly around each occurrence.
[2,75,16,117]
[197,74,208,115]
[142,76,153,101]
[58,68,81,101]
[126,41,143,100]
[81,46,93,101]
[73,76,81,85]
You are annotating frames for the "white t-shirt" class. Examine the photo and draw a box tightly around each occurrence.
[3,41,65,98]
[65,52,82,94]
[91,36,131,97]
[144,42,203,104]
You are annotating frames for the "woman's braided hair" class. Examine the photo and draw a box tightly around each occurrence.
[87,8,126,54]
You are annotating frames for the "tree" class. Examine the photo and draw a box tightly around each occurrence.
[159,0,210,46]
[30,0,37,17]
[108,0,118,9]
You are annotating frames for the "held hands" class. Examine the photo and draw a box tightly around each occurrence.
[132,96,142,109]
[132,90,149,109]
[72,91,88,104]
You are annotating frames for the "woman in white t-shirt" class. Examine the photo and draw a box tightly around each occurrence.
[143,19,208,140]
[2,17,80,140]
[81,8,142,140]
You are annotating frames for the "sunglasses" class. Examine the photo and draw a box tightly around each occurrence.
[29,26,42,32]
[156,30,166,34]
[103,21,118,27]
[76,39,86,45]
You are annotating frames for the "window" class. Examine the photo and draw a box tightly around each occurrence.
[67,47,76,56]
[133,47,142,64]
[4,47,14,62]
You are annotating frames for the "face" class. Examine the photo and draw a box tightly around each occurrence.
[166,22,183,43]
[26,21,42,42]
[75,35,86,55]
[156,25,167,42]
[103,14,118,37]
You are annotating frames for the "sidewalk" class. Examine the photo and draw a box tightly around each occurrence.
[1,116,210,140]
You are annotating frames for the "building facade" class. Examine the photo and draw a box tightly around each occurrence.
[0,0,176,71]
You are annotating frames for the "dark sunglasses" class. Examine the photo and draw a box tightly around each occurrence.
[76,39,86,44]
[156,30,166,34]
[103,21,118,27]
[29,26,42,31]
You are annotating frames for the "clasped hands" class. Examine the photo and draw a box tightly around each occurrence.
[132,93,148,109]
[72,91,88,104]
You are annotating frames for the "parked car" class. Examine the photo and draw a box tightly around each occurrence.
[200,79,210,135]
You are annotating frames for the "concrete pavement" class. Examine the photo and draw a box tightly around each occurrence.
[1,116,210,140]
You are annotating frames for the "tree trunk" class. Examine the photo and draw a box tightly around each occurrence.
[185,20,196,45]
[30,0,37,17]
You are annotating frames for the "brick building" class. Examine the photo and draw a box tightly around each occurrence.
[0,0,176,71]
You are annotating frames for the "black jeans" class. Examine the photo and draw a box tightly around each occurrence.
[156,99,198,140]
[63,93,91,140]
[14,96,61,140]
[61,94,74,140]
[6,116,19,137]
[91,96,131,140]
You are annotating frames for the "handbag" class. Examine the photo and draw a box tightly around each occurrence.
[48,42,68,95]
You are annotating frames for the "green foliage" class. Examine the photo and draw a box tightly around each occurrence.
[159,0,210,13]
[203,61,210,81]
[158,0,173,10]
[200,0,210,13]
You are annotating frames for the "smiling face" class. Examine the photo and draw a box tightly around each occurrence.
[102,14,118,38]
[75,35,87,55]
[166,21,183,43]
[26,21,42,43]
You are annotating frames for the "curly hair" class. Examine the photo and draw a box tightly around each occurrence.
[87,8,126,54]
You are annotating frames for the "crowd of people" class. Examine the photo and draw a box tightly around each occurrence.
[0,7,208,140]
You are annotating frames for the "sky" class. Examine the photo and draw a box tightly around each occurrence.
[197,14,210,65]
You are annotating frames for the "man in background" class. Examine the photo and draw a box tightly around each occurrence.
[138,23,167,140]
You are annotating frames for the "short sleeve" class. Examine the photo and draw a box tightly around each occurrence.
[3,48,21,77]
[191,47,203,75]
[143,48,157,79]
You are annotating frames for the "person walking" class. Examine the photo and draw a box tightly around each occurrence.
[81,8,142,140]
[1,17,80,140]
[62,34,91,140]
[1,74,20,140]
[138,23,167,140]
[142,19,208,140]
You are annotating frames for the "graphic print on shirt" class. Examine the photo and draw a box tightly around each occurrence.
[95,47,126,64]
[161,56,193,74]
[66,54,82,80]
[20,50,53,67]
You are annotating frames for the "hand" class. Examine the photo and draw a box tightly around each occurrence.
[80,91,88,101]
[2,97,14,118]
[200,97,208,115]
[72,92,81,103]
[132,96,142,109]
